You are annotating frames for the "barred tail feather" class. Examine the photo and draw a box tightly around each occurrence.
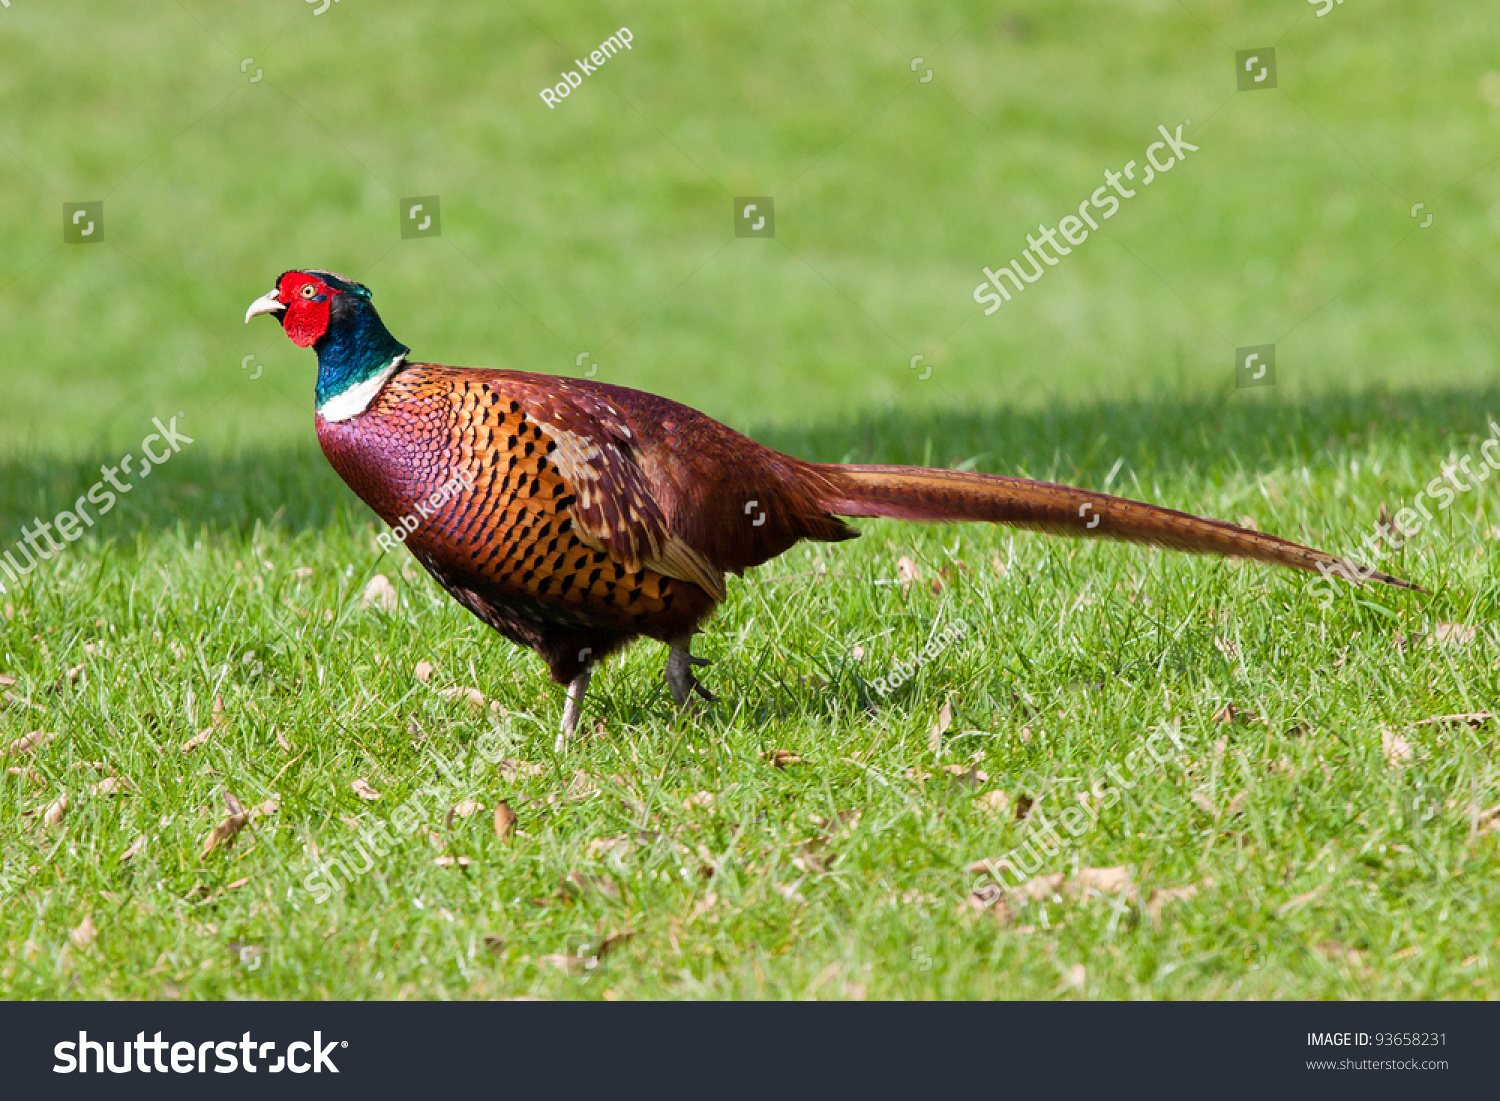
[817,464,1419,591]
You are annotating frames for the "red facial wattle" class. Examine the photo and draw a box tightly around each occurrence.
[278,275,340,348]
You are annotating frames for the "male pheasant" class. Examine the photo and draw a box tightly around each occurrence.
[247,269,1415,742]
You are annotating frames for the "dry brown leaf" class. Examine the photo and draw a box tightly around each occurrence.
[1065,963,1087,990]
[7,730,57,756]
[896,555,921,589]
[6,766,43,786]
[351,778,382,801]
[687,892,719,922]
[0,673,15,688]
[180,728,212,754]
[977,789,1011,815]
[1471,803,1500,834]
[493,800,518,841]
[774,882,805,904]
[43,792,69,830]
[361,574,398,613]
[791,850,828,875]
[448,798,485,820]
[499,757,544,780]
[434,855,473,869]
[482,935,506,954]
[1016,872,1067,901]
[414,660,435,683]
[88,776,132,797]
[1212,704,1260,725]
[1077,866,1133,896]
[276,730,292,752]
[1191,792,1218,816]
[597,929,637,960]
[763,749,807,768]
[201,792,250,858]
[120,835,146,862]
[683,791,715,811]
[539,952,582,973]
[850,645,866,660]
[1314,941,1367,967]
[69,915,98,950]
[225,876,250,891]
[564,770,598,801]
[1275,885,1325,918]
[1381,727,1414,769]
[1144,881,1207,927]
[439,685,486,712]
[928,699,954,753]
[587,836,632,859]
[968,865,1139,920]
[964,881,1012,919]
[810,810,860,845]
[1428,623,1476,648]
[940,763,987,789]
[562,871,620,899]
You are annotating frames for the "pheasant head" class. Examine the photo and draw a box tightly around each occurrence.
[246,269,409,418]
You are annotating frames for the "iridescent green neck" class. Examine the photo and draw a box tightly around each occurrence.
[313,285,410,409]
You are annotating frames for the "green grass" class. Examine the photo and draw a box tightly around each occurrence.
[2,0,1500,998]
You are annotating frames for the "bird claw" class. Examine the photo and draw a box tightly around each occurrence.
[667,640,716,710]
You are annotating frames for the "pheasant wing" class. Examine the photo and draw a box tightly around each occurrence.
[525,388,728,602]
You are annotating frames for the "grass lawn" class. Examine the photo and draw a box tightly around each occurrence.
[1,0,1499,998]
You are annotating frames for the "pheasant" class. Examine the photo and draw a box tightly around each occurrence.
[247,269,1415,743]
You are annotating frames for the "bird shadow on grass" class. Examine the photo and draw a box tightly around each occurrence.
[758,383,1500,487]
[1,383,1497,540]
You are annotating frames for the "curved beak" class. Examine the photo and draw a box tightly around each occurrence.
[244,289,286,324]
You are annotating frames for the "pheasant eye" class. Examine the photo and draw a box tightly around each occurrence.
[299,283,318,299]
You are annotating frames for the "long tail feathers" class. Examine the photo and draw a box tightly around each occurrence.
[817,464,1420,592]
